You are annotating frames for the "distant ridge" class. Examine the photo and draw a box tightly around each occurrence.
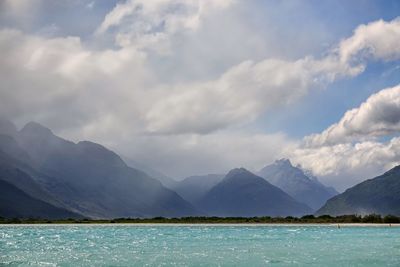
[122,156,178,189]
[317,165,400,216]
[172,174,224,204]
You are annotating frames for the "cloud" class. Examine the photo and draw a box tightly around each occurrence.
[96,0,234,53]
[0,29,150,132]
[305,84,400,147]
[142,16,400,134]
[290,84,400,190]
[110,131,293,178]
[290,137,400,191]
[0,0,42,29]
[281,19,400,189]
[144,56,361,134]
[1,2,399,135]
[1,0,42,16]
[339,18,400,64]
[86,1,95,10]
[298,138,400,176]
[96,0,137,34]
[139,17,400,134]
[97,0,233,34]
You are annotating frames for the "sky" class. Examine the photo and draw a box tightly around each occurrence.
[0,0,400,191]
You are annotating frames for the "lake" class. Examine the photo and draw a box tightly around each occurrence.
[1,224,400,266]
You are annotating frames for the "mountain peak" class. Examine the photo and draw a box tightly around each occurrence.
[274,158,293,167]
[20,121,53,136]
[77,140,105,148]
[383,164,400,176]
[259,158,338,210]
[199,167,312,217]
[226,167,251,178]
[0,118,17,137]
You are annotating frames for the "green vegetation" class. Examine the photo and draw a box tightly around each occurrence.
[0,214,399,224]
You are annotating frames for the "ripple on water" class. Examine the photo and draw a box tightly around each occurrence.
[1,225,400,266]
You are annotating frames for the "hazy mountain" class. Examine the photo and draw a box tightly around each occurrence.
[0,134,32,164]
[0,179,81,219]
[0,136,82,219]
[317,165,400,216]
[0,118,18,137]
[0,134,78,209]
[122,156,178,189]
[14,122,198,218]
[197,168,312,217]
[0,120,199,218]
[259,159,338,210]
[173,174,224,204]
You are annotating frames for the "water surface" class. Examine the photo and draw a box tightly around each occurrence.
[1,224,399,266]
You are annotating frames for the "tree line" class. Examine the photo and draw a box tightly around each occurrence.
[1,214,400,224]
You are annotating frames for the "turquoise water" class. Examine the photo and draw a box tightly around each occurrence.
[1,225,400,266]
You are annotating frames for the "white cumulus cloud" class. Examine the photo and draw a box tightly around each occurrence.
[290,137,400,191]
[291,84,400,190]
[339,18,400,64]
[96,0,234,53]
[305,84,400,147]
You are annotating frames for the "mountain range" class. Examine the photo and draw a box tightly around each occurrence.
[3,119,398,219]
[0,119,321,219]
[0,119,196,219]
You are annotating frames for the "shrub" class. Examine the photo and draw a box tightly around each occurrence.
[383,215,400,223]
[301,215,315,220]
[362,214,382,223]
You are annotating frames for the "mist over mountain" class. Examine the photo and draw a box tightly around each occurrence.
[0,118,18,136]
[122,156,178,189]
[0,119,197,219]
[197,168,312,217]
[172,174,224,204]
[19,122,197,218]
[0,135,82,219]
[259,159,338,210]
[317,165,400,216]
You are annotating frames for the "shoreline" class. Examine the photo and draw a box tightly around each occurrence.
[1,223,399,227]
